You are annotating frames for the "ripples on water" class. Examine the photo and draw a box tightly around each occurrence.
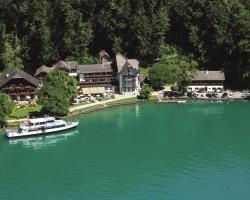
[1,102,250,200]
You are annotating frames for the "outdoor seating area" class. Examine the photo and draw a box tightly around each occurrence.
[72,88,115,105]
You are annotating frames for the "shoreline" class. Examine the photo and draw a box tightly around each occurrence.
[0,98,147,132]
[65,98,150,118]
[5,97,145,127]
[3,97,250,129]
[156,97,250,103]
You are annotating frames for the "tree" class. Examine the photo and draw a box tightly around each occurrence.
[137,85,152,100]
[0,93,13,126]
[38,70,77,116]
[50,0,93,60]
[149,44,198,90]
[0,23,23,71]
[66,54,98,64]
[0,0,250,88]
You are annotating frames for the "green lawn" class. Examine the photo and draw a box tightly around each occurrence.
[148,95,157,101]
[108,95,157,104]
[9,104,42,119]
[109,97,139,104]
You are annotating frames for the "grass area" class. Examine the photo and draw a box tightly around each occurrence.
[9,104,42,119]
[108,95,157,104]
[148,95,157,101]
[109,97,139,104]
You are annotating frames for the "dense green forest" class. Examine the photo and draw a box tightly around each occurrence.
[0,0,250,87]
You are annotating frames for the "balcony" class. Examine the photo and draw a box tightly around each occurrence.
[83,74,114,78]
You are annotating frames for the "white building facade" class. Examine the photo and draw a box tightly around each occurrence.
[187,71,225,93]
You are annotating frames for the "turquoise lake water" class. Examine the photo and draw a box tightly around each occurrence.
[1,102,250,199]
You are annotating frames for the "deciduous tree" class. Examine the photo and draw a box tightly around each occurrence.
[38,70,77,116]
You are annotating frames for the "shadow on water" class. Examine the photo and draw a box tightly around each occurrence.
[7,130,79,150]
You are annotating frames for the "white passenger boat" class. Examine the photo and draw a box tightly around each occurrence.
[5,116,79,139]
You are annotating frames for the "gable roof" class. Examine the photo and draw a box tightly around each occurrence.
[52,60,71,71]
[0,68,40,88]
[127,59,139,69]
[35,65,51,76]
[64,61,78,70]
[77,63,114,73]
[99,50,110,58]
[115,54,139,73]
[192,71,225,81]
[115,54,127,73]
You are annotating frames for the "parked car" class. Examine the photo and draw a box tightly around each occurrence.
[221,93,228,98]
[206,93,219,98]
[71,98,78,104]
[187,92,198,98]
[164,91,183,97]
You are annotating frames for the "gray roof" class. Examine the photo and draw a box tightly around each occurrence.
[52,60,71,71]
[116,54,127,73]
[99,50,110,58]
[35,65,51,76]
[115,53,139,73]
[64,61,78,70]
[192,71,225,81]
[0,68,40,88]
[77,64,114,73]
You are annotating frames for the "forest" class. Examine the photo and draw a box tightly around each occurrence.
[0,0,250,88]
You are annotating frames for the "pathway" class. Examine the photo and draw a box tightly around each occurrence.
[69,93,137,112]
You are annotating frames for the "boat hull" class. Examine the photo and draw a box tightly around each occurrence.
[5,122,79,139]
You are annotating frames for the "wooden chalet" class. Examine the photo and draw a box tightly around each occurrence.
[187,70,225,92]
[0,68,40,101]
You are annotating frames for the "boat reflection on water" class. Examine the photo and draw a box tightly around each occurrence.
[8,130,79,150]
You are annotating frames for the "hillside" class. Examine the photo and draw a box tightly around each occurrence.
[0,0,250,87]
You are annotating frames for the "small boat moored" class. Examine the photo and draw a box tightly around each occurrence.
[177,100,187,104]
[5,116,79,139]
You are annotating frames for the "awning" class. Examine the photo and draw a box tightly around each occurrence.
[81,87,105,95]
[97,87,105,94]
[82,88,91,95]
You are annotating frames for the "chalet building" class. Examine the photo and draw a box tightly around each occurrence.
[35,60,78,80]
[35,51,140,95]
[35,65,51,81]
[0,68,40,101]
[187,70,225,92]
[77,63,116,95]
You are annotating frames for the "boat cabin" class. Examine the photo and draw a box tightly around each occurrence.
[27,117,55,126]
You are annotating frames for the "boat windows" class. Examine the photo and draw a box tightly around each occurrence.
[46,124,66,129]
[28,128,38,132]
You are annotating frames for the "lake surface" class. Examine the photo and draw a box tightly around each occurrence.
[1,102,250,199]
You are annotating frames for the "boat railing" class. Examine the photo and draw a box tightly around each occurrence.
[4,127,17,133]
